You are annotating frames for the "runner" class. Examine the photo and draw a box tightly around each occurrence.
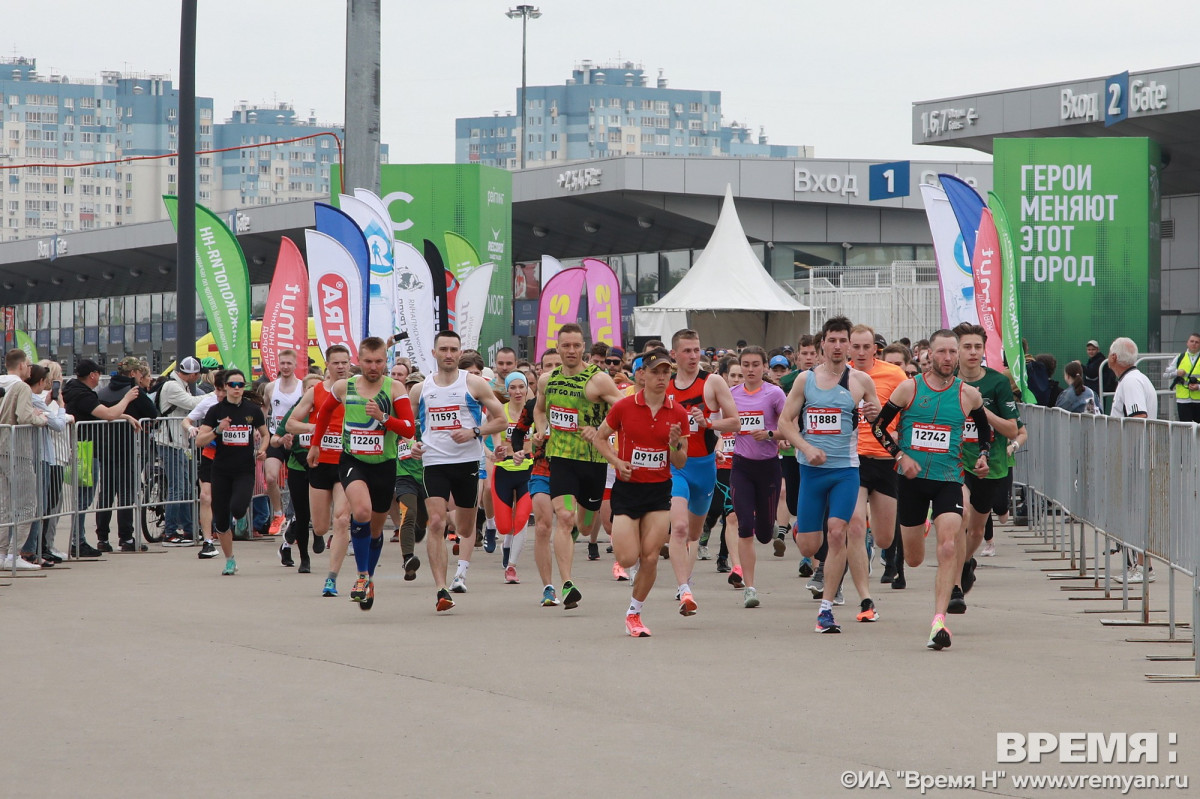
[587,348,689,637]
[410,330,507,612]
[393,370,427,582]
[182,370,227,560]
[307,337,416,611]
[871,329,991,651]
[195,369,269,575]
[843,323,907,617]
[272,373,323,572]
[778,317,881,632]
[704,355,742,576]
[951,322,1022,614]
[492,371,534,585]
[728,346,787,607]
[286,345,353,597]
[262,349,304,536]
[665,329,739,616]
[600,355,642,581]
[534,323,624,610]
[509,348,561,604]
[776,337,818,560]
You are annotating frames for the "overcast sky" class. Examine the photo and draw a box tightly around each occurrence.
[13,1,1200,164]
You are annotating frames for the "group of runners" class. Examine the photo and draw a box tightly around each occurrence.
[178,317,1027,651]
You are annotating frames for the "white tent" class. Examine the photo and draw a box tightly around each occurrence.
[633,185,809,348]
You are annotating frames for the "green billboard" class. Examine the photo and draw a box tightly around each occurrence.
[333,164,513,362]
[993,137,1161,375]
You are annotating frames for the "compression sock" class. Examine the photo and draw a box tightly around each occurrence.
[367,533,384,576]
[350,519,371,574]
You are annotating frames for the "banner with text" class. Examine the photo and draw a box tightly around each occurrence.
[392,240,436,374]
[989,193,1034,402]
[583,258,622,349]
[314,202,371,340]
[535,267,587,362]
[920,184,979,328]
[259,236,310,380]
[994,137,1161,375]
[304,229,364,362]
[338,192,395,344]
[971,209,1004,368]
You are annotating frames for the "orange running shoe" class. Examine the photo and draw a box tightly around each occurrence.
[350,576,368,603]
[436,588,455,612]
[268,514,285,536]
[678,591,698,616]
[449,532,460,556]
[625,613,651,637]
[612,562,629,581]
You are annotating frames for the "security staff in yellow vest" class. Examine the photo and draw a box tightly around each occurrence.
[1171,333,1200,422]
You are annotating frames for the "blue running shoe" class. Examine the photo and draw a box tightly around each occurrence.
[814,608,841,634]
[541,585,559,607]
[322,577,338,597]
[484,528,497,553]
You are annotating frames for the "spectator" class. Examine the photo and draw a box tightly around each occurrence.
[1082,339,1105,395]
[19,364,70,565]
[0,349,48,570]
[93,357,158,552]
[1035,354,1062,407]
[1108,337,1158,420]
[1023,339,1051,405]
[63,358,141,556]
[1168,332,1200,423]
[156,356,205,545]
[1055,361,1098,414]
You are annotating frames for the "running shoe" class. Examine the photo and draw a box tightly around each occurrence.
[298,558,311,574]
[678,590,698,616]
[323,578,338,597]
[979,540,996,557]
[773,535,786,558]
[268,514,286,536]
[312,534,326,555]
[562,580,582,609]
[390,532,400,543]
[625,613,651,637]
[948,586,967,614]
[833,586,844,606]
[743,587,760,608]
[403,554,421,582]
[278,543,294,568]
[436,588,455,612]
[698,545,710,561]
[359,580,374,611]
[612,562,629,581]
[449,532,460,556]
[961,557,977,595]
[806,565,825,598]
[797,557,814,578]
[891,572,907,590]
[927,618,952,650]
[715,557,730,573]
[351,576,369,602]
[505,565,519,584]
[728,566,745,589]
[450,575,468,594]
[856,598,878,622]
[221,558,237,576]
[197,541,218,559]
[587,542,600,561]
[484,528,497,553]
[541,586,559,606]
[814,608,841,633]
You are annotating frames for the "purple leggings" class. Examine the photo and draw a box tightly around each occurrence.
[731,455,782,543]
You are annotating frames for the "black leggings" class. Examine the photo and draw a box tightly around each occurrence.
[287,466,312,558]
[984,472,1015,541]
[210,466,255,535]
[781,456,799,517]
[731,455,782,543]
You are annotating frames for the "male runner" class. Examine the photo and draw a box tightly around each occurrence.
[779,317,880,631]
[666,329,739,616]
[183,370,226,559]
[845,323,907,617]
[588,348,689,637]
[262,349,304,536]
[492,347,518,387]
[410,330,507,612]
[780,335,819,568]
[534,324,623,610]
[950,322,1022,614]
[308,337,416,611]
[287,345,353,596]
[871,329,991,650]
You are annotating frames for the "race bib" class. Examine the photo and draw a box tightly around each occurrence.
[549,405,579,432]
[506,423,517,441]
[805,407,842,435]
[630,447,668,470]
[320,432,343,452]
[739,410,765,433]
[720,434,736,454]
[962,419,978,443]
[910,423,951,453]
[348,430,384,456]
[297,433,312,448]
[222,425,251,446]
[428,405,462,431]
[397,439,414,460]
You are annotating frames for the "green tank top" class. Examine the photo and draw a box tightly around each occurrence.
[341,375,398,464]
[959,367,1019,480]
[899,374,966,484]
[395,427,423,479]
[544,364,608,463]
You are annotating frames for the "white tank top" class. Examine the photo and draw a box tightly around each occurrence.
[419,369,484,466]
[269,378,304,428]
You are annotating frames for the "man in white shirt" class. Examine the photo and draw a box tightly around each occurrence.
[1108,337,1158,420]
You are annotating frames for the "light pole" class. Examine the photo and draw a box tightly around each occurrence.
[506,5,541,170]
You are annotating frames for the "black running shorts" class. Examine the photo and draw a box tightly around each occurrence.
[609,480,671,520]
[338,455,396,513]
[549,457,607,512]
[963,472,999,514]
[858,456,899,499]
[897,477,963,527]
[423,461,480,508]
[307,461,341,491]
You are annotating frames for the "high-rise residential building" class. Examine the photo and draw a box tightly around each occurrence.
[455,60,812,169]
[0,56,380,241]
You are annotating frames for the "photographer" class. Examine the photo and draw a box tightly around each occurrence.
[1169,333,1200,423]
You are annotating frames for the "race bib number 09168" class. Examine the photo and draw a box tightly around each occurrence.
[630,447,667,470]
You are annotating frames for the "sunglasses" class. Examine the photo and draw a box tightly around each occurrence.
[226,381,246,389]
[605,359,622,365]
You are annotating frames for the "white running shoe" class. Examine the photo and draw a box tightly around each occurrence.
[450,574,468,593]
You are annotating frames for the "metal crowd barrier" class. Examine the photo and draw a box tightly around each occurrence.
[3,416,201,577]
[1013,404,1200,680]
